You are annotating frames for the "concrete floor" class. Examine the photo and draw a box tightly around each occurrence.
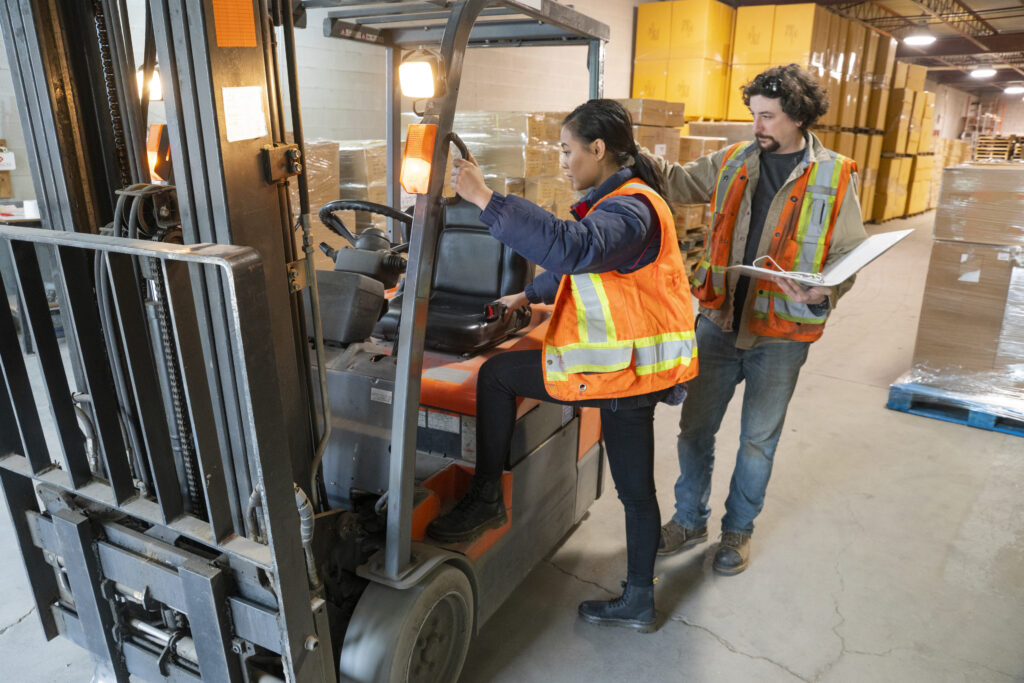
[2,211,1023,681]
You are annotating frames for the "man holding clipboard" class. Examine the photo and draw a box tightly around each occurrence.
[649,65,868,574]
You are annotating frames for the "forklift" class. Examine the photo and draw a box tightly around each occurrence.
[0,1,609,681]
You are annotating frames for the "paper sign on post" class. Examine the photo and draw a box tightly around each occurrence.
[726,229,914,288]
[0,146,16,171]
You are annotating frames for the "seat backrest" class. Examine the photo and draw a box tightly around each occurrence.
[433,199,533,299]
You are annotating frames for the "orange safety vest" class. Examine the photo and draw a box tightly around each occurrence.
[690,141,856,342]
[543,178,698,401]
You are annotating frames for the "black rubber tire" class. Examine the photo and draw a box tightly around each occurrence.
[338,564,474,683]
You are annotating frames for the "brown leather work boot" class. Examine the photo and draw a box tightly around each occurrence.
[657,520,708,556]
[712,531,751,575]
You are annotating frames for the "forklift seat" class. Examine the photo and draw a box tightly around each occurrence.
[374,198,534,354]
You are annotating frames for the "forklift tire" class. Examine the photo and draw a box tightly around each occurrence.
[338,564,474,683]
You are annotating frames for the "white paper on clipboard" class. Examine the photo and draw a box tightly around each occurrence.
[726,229,914,288]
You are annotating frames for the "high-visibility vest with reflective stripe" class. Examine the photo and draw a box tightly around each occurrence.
[542,178,698,401]
[690,141,855,342]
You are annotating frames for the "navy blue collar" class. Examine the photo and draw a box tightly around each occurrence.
[571,167,636,219]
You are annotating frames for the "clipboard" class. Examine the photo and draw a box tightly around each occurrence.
[726,229,914,288]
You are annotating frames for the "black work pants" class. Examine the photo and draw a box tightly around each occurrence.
[474,349,662,587]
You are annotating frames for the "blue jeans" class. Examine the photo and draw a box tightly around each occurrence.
[673,315,809,535]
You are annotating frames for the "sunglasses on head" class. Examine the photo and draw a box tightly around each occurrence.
[760,76,783,95]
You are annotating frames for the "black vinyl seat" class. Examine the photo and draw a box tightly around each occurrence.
[374,199,534,354]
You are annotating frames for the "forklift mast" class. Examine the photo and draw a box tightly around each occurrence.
[0,1,608,681]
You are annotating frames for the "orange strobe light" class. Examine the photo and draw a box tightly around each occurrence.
[401,123,437,195]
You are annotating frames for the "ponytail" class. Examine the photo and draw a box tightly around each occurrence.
[630,149,666,197]
[563,99,667,197]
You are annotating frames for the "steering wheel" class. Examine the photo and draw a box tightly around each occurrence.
[318,199,413,252]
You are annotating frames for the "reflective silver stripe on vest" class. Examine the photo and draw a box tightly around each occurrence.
[545,344,634,374]
[713,143,757,214]
[634,336,697,370]
[571,274,611,344]
[754,291,828,325]
[796,157,837,271]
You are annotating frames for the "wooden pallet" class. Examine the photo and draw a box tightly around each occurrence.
[974,135,1016,162]
[886,382,1024,438]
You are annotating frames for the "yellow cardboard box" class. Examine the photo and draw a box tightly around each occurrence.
[632,60,668,99]
[906,64,927,91]
[727,63,768,121]
[839,21,866,129]
[856,31,880,128]
[837,131,856,158]
[670,0,736,63]
[892,61,909,89]
[871,37,898,88]
[882,88,914,154]
[853,133,869,172]
[770,3,829,70]
[635,2,674,61]
[733,5,775,64]
[667,58,728,120]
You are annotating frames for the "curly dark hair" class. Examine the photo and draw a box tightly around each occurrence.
[741,64,830,129]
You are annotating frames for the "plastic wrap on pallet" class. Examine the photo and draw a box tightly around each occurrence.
[933,164,1024,246]
[288,137,341,220]
[901,238,1024,422]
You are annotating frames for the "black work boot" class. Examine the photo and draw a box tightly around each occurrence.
[578,582,656,633]
[712,531,752,575]
[427,477,507,543]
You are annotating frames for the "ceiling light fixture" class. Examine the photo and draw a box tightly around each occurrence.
[970,67,997,79]
[1004,85,1024,94]
[903,32,936,46]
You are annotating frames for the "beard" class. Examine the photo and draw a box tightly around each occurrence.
[755,135,780,153]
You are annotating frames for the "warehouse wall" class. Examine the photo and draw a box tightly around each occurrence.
[0,33,36,200]
[986,92,1024,135]
[0,1,641,201]
[926,80,974,140]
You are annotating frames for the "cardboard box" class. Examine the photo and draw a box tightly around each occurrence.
[733,5,775,64]
[860,173,876,219]
[686,121,753,145]
[871,36,898,87]
[853,133,869,172]
[727,63,768,121]
[670,0,736,63]
[671,203,707,231]
[882,88,914,154]
[933,164,1024,246]
[906,64,927,92]
[770,3,830,70]
[678,135,728,162]
[0,171,10,199]
[617,98,669,127]
[838,21,866,129]
[818,128,837,150]
[913,240,1024,381]
[868,134,883,171]
[631,61,668,100]
[892,61,909,89]
[667,58,728,120]
[856,31,880,128]
[665,101,687,127]
[866,86,889,132]
[837,131,856,158]
[635,2,674,61]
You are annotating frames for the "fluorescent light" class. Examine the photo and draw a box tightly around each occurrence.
[904,34,936,46]
[1004,86,1024,94]
[970,68,997,79]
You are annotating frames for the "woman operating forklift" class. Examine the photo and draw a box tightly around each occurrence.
[427,99,698,632]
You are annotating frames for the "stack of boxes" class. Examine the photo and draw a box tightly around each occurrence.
[874,62,935,221]
[901,164,1024,416]
[633,0,735,120]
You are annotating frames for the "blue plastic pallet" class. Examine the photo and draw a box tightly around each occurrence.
[886,383,1024,438]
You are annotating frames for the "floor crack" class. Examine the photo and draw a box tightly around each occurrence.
[543,559,617,595]
[665,613,810,682]
[0,606,36,638]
